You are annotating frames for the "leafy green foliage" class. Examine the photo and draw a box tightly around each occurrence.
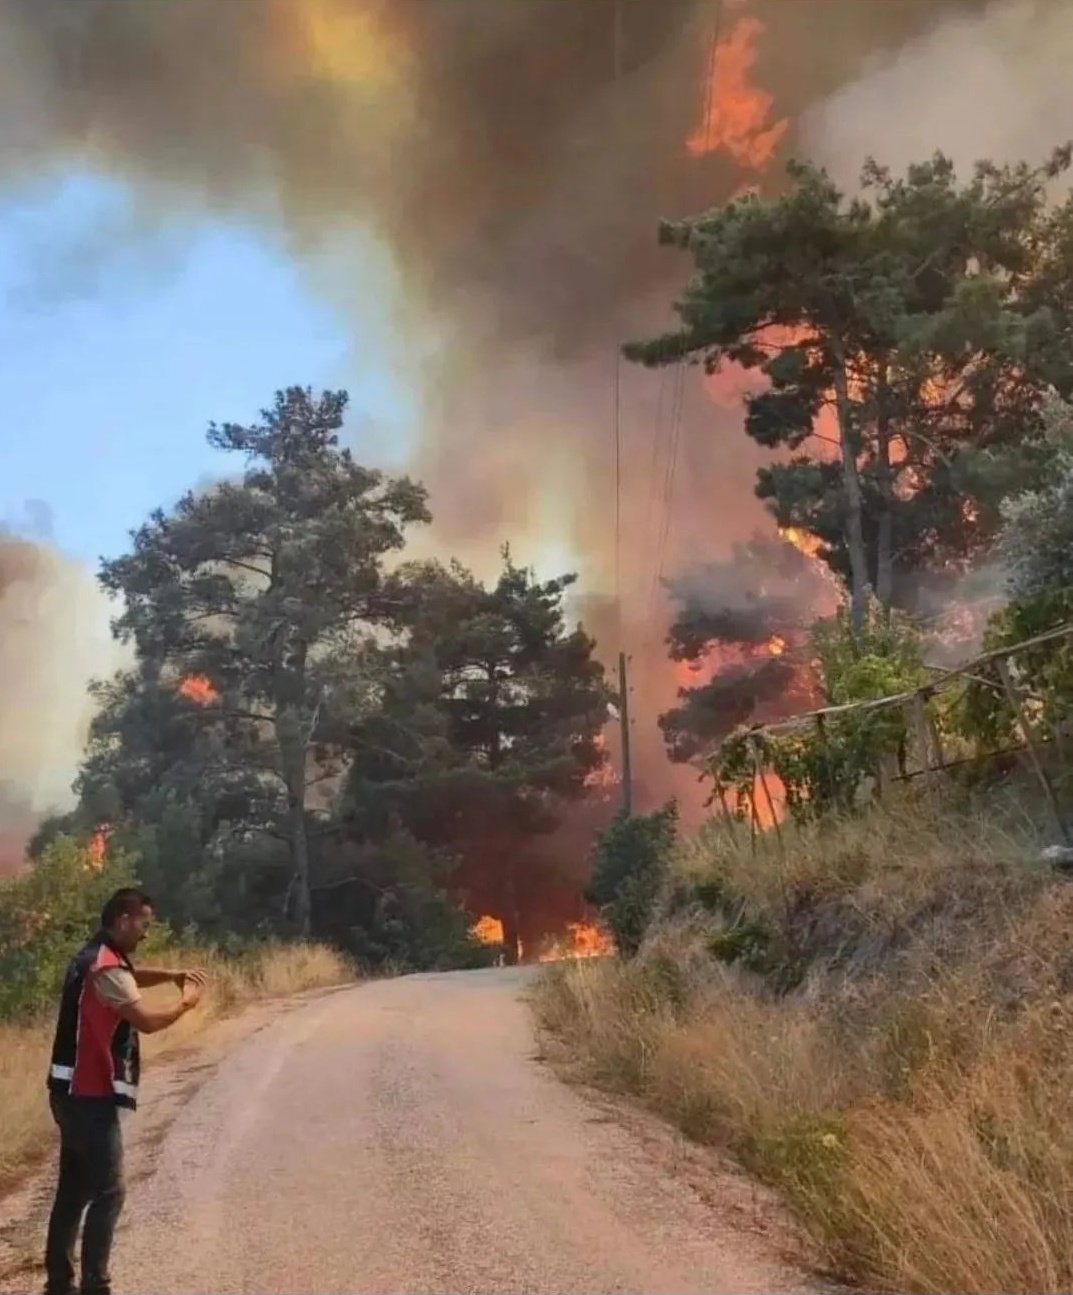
[957,413,1073,747]
[95,386,430,936]
[711,602,928,820]
[341,550,611,960]
[0,836,170,1020]
[626,148,1073,624]
[587,805,678,957]
[316,833,498,974]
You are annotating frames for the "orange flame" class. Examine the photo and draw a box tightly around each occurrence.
[766,634,787,656]
[686,12,789,170]
[751,769,787,829]
[471,914,505,946]
[86,825,110,871]
[537,921,614,962]
[778,525,824,559]
[178,674,218,706]
[585,731,620,790]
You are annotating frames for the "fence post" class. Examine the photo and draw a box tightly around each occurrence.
[911,693,938,796]
[996,656,1070,844]
[749,736,785,855]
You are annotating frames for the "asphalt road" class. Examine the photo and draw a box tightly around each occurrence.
[110,967,815,1294]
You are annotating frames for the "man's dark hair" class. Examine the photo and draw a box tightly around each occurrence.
[100,888,154,930]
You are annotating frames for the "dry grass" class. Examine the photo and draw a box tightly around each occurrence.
[0,941,351,1194]
[535,791,1073,1293]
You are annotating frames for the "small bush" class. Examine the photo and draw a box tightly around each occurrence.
[586,803,677,956]
[0,835,173,1021]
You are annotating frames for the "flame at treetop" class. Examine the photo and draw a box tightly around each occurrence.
[686,9,788,169]
[177,674,218,706]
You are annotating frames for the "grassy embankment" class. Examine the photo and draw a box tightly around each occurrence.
[536,791,1073,1293]
[0,941,350,1193]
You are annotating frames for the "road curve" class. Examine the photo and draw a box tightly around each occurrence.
[112,967,816,1294]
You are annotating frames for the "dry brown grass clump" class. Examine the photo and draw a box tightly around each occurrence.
[0,941,350,1193]
[535,792,1073,1293]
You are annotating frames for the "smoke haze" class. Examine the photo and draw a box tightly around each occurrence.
[0,533,122,872]
[803,0,1073,185]
[0,0,1067,848]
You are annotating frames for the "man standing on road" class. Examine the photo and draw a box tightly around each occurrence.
[43,888,207,1295]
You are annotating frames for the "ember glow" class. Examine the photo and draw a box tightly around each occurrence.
[177,674,219,706]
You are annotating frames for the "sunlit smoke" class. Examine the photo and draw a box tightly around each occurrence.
[0,0,1032,860]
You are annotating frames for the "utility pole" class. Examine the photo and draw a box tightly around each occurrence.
[612,2,632,820]
[618,650,633,814]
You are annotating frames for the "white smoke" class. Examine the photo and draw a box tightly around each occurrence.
[802,0,1073,185]
[0,533,125,869]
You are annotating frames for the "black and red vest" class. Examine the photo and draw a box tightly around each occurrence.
[47,933,141,1110]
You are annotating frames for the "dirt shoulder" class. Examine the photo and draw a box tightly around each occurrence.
[0,984,351,1289]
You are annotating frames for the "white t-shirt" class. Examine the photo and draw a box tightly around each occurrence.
[91,965,141,1008]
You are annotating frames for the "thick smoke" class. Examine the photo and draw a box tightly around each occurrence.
[0,534,122,872]
[0,0,1035,850]
[803,0,1073,186]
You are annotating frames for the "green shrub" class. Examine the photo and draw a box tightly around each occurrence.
[0,834,172,1021]
[586,804,678,956]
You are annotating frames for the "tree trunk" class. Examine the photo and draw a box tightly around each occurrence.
[501,854,521,965]
[832,362,870,635]
[280,728,312,939]
[276,637,312,940]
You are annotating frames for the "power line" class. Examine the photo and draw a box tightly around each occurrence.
[613,347,622,615]
[699,0,725,155]
[648,362,687,629]
[643,365,670,550]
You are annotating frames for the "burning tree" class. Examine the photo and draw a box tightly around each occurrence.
[658,532,832,762]
[338,552,612,964]
[626,146,1073,632]
[94,387,430,937]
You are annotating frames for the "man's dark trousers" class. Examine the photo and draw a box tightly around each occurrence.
[44,1093,126,1295]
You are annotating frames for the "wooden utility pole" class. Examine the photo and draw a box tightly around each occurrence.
[618,650,633,814]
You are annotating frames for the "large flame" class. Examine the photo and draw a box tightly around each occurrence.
[471,914,505,946]
[686,10,789,169]
[537,920,614,962]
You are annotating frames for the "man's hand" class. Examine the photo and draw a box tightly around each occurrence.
[181,977,204,1012]
[175,968,208,991]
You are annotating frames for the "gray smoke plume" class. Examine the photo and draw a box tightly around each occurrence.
[0,0,1043,843]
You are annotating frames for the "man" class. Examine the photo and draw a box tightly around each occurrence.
[44,887,207,1295]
